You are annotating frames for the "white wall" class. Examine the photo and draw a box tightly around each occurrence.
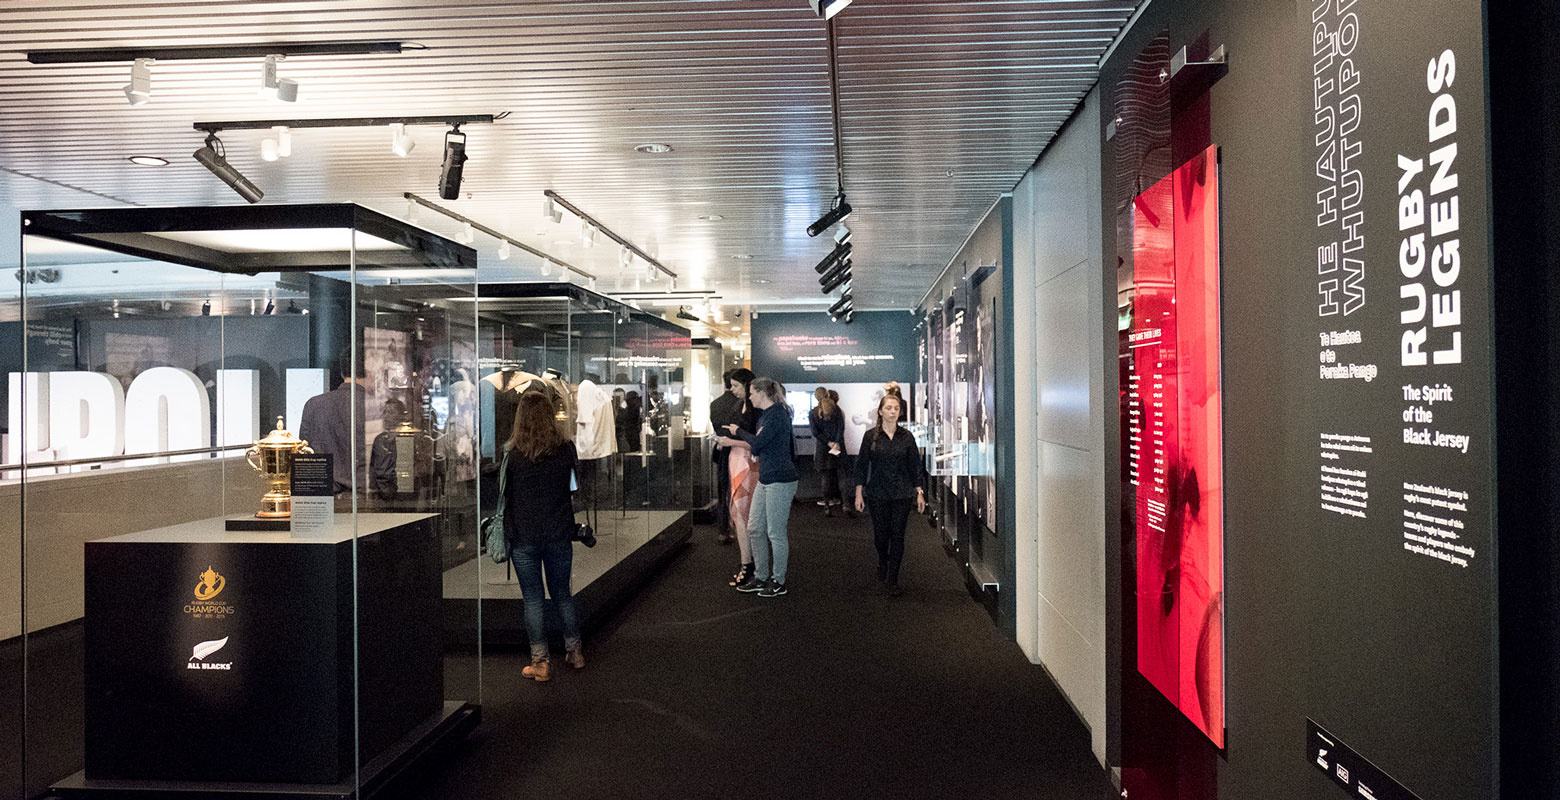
[1011,89,1108,767]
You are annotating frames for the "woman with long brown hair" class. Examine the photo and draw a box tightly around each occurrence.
[504,390,584,681]
[722,368,760,587]
[809,386,845,516]
[853,393,926,596]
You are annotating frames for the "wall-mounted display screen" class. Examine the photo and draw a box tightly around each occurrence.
[750,310,916,385]
[1127,144,1224,748]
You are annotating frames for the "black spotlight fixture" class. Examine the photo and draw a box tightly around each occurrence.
[438,125,468,200]
[263,299,274,315]
[200,298,212,316]
[676,305,701,322]
[192,134,263,203]
[808,0,854,19]
[806,193,852,237]
[819,257,851,289]
[814,240,852,274]
[821,265,852,294]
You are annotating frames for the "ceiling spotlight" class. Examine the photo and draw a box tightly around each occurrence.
[808,0,854,19]
[193,134,264,203]
[819,257,851,287]
[461,221,475,244]
[834,225,852,245]
[438,126,467,200]
[201,298,212,316]
[123,58,152,106]
[731,254,754,260]
[406,197,420,222]
[633,143,673,154]
[618,246,632,269]
[259,55,299,102]
[815,240,853,274]
[390,123,416,157]
[263,300,275,315]
[828,293,852,316]
[581,222,597,248]
[542,197,562,224]
[698,214,724,221]
[261,126,291,161]
[539,259,553,276]
[807,193,852,237]
[676,306,701,322]
[127,155,168,167]
[498,240,511,260]
[821,266,852,294]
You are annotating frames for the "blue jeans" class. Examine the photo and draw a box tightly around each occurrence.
[510,538,581,660]
[747,480,798,584]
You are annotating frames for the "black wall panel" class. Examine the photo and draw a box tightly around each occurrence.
[1101,1,1504,798]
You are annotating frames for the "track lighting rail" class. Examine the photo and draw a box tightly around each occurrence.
[194,115,494,134]
[28,41,404,64]
[542,190,677,280]
[403,193,595,282]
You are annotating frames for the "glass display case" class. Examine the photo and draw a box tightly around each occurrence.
[3,204,480,798]
[445,282,701,643]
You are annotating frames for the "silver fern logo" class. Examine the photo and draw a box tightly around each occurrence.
[187,637,232,670]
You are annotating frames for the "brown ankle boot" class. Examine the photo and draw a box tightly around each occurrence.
[565,647,585,670]
[523,657,551,682]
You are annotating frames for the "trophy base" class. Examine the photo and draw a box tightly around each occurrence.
[256,493,292,519]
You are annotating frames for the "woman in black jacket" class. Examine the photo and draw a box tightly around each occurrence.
[853,393,926,596]
[808,386,846,516]
[504,391,584,681]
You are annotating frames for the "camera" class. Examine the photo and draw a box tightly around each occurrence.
[572,523,597,548]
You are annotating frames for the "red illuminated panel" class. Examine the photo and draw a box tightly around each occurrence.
[1131,145,1224,748]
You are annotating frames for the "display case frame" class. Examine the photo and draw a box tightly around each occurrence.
[6,203,482,799]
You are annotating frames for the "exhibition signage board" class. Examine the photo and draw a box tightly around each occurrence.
[750,310,916,385]
[1295,2,1495,798]
[1128,144,1225,748]
[290,453,334,536]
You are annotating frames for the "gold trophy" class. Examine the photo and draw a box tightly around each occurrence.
[244,417,313,519]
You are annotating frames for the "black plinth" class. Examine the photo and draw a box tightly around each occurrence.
[81,513,442,785]
[222,516,291,531]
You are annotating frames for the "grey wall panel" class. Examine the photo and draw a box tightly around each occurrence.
[1036,264,1092,451]
[1032,95,1105,286]
[1037,441,1104,649]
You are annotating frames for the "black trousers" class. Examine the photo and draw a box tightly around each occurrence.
[819,466,842,504]
[714,452,732,535]
[866,495,915,584]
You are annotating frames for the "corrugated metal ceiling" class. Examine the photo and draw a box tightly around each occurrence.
[0,0,1140,309]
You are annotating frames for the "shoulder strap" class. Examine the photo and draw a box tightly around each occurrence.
[497,448,511,507]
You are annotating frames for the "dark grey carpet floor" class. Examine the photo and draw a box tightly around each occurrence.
[406,504,1117,800]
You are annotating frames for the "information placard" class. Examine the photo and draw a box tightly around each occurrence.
[290,453,334,537]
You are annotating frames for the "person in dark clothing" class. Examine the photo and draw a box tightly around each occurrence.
[808,386,846,516]
[853,393,926,596]
[618,390,643,453]
[709,369,741,543]
[720,377,799,597]
[503,391,584,681]
[717,368,760,584]
[299,344,369,497]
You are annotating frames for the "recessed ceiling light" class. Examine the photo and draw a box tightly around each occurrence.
[754,278,771,284]
[698,214,724,221]
[731,254,754,260]
[634,143,673,154]
[127,155,168,166]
